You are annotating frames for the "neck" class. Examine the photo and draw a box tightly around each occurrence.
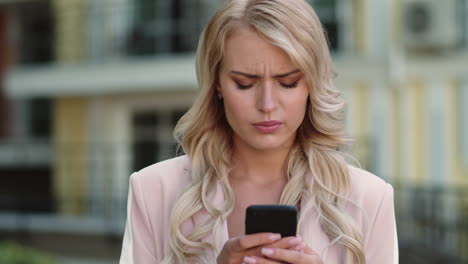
[230,139,293,185]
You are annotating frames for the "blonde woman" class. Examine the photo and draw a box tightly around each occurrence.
[120,0,398,263]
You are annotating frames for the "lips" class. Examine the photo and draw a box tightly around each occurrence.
[252,120,283,133]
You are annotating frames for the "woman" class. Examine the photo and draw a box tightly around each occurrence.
[120,0,398,263]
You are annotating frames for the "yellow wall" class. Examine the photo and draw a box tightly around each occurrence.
[449,80,467,185]
[53,0,86,63]
[413,80,426,185]
[352,82,370,169]
[53,97,88,215]
[354,0,367,55]
[404,80,427,185]
[52,0,88,215]
[391,87,401,183]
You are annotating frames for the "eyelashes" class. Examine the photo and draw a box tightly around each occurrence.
[235,81,299,90]
[236,83,253,89]
[282,82,299,89]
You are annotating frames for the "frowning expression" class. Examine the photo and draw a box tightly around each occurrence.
[218,26,310,152]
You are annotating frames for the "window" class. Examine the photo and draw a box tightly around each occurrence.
[0,167,54,212]
[131,109,188,171]
[132,112,159,171]
[0,93,8,139]
[456,0,467,50]
[126,0,220,55]
[308,0,340,52]
[123,0,342,56]
[14,1,54,64]
[0,10,10,139]
[0,97,53,212]
[29,98,53,139]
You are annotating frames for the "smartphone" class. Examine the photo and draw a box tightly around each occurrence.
[245,205,297,237]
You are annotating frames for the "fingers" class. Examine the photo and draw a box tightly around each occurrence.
[243,236,304,259]
[242,255,282,264]
[303,245,318,255]
[243,245,322,264]
[232,233,282,251]
[261,247,305,263]
[260,247,323,264]
[266,236,304,250]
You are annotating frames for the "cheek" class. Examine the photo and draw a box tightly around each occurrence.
[223,94,250,126]
[288,93,309,124]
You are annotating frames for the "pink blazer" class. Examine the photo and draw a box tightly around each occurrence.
[120,155,398,263]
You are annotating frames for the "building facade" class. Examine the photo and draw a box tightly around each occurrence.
[1,0,468,262]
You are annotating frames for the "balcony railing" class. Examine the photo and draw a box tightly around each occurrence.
[0,139,52,167]
[0,195,127,235]
[10,0,345,66]
[395,183,468,264]
[1,182,467,262]
[10,0,221,66]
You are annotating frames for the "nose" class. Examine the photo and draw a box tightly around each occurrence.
[256,80,277,113]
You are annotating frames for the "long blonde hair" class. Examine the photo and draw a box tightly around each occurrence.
[166,0,365,263]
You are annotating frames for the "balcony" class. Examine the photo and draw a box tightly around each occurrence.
[0,139,52,167]
[0,181,467,263]
[395,184,468,263]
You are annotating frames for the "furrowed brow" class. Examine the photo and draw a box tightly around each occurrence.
[273,69,301,78]
[230,69,301,79]
[230,71,260,79]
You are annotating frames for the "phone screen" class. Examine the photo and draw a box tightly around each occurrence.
[245,205,297,237]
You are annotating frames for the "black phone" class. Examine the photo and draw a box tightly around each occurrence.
[245,205,297,237]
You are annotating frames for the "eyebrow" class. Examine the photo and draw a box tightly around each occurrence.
[230,69,301,79]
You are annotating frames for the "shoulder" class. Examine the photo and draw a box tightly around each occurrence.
[345,165,394,226]
[125,156,192,259]
[128,155,193,226]
[131,155,192,187]
[347,165,393,202]
[346,166,397,253]
[129,155,192,202]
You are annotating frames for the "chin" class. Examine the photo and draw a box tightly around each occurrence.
[249,139,289,152]
[234,131,294,152]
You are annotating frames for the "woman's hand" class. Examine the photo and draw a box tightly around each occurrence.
[217,233,304,264]
[242,240,323,264]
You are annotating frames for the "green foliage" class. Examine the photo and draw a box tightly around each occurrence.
[0,241,56,264]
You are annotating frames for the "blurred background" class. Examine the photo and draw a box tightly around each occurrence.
[0,0,467,263]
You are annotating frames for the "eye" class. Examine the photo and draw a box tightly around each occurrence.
[235,82,254,90]
[280,82,299,89]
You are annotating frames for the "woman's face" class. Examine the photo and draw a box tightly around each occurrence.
[218,26,309,152]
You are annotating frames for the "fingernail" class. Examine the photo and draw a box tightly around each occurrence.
[294,242,306,251]
[243,256,257,264]
[261,248,274,256]
[288,237,301,246]
[269,233,281,240]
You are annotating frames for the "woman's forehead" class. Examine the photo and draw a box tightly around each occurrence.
[222,26,297,74]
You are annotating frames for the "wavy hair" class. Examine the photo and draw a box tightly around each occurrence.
[165,0,365,263]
